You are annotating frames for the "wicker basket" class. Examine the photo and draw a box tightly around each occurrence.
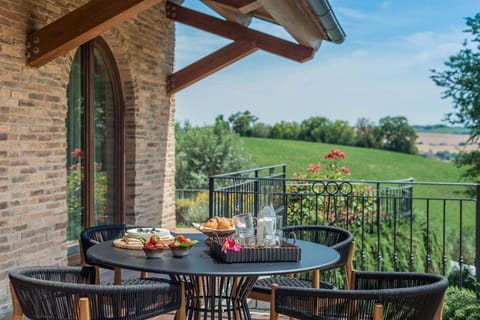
[210,238,301,263]
[192,223,235,245]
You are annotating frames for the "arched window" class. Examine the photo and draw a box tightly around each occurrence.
[66,38,125,252]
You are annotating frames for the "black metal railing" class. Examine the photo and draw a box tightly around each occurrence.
[207,165,479,291]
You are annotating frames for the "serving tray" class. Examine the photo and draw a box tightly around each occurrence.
[210,239,301,263]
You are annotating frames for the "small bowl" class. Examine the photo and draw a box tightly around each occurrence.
[169,245,191,257]
[143,246,167,258]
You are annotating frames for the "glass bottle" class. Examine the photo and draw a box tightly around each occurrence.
[258,185,276,246]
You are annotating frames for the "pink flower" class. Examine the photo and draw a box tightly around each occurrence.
[222,237,242,253]
[341,166,350,175]
[307,162,321,173]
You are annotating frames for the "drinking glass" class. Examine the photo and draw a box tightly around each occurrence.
[233,213,255,246]
[263,215,276,247]
[275,214,283,246]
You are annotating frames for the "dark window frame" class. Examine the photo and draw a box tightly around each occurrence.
[80,37,126,227]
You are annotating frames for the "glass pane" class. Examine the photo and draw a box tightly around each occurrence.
[66,50,84,241]
[93,46,117,225]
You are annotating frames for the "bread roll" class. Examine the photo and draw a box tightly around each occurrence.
[204,218,218,229]
[217,219,232,230]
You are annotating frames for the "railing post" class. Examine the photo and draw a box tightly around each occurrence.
[282,165,287,220]
[208,176,214,218]
[375,181,382,271]
[476,184,480,299]
[254,179,260,217]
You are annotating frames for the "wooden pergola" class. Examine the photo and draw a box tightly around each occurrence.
[25,0,345,94]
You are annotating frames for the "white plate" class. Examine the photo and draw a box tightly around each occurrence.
[126,227,172,240]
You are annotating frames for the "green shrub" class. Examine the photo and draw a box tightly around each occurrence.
[443,286,480,320]
[175,121,250,190]
[176,192,209,226]
[447,265,477,292]
[349,220,442,273]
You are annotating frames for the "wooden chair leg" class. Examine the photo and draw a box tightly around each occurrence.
[269,284,279,320]
[114,267,122,285]
[94,266,101,285]
[175,281,186,320]
[345,242,355,289]
[9,282,23,320]
[79,297,91,320]
[311,270,321,319]
[373,303,384,320]
[312,269,320,288]
[433,294,445,320]
[231,277,242,320]
[79,240,87,266]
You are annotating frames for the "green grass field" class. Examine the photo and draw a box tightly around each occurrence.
[242,137,467,182]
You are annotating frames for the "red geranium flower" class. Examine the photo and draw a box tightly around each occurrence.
[71,148,84,158]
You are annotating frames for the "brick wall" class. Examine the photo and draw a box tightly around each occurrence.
[0,0,176,317]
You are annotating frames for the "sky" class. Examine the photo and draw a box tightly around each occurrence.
[174,0,479,127]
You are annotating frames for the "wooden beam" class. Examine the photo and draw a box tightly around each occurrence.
[26,0,162,68]
[202,0,261,15]
[166,2,314,63]
[167,41,257,94]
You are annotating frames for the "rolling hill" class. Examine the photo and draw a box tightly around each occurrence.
[241,137,466,183]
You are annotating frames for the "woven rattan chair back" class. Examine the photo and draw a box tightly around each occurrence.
[80,224,147,283]
[80,224,137,266]
[283,225,353,273]
[271,271,448,320]
[248,225,354,303]
[9,266,185,320]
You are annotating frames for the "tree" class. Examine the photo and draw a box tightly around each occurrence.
[299,116,332,142]
[378,116,418,154]
[175,121,250,189]
[354,117,382,148]
[228,110,258,137]
[325,120,355,145]
[269,121,301,140]
[214,115,230,134]
[251,122,272,138]
[431,13,480,182]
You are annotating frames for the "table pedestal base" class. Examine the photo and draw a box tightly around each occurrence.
[173,275,258,320]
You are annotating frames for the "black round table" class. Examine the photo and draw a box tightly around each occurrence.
[87,233,340,320]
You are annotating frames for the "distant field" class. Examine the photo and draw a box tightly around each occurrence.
[416,132,476,154]
[413,125,470,134]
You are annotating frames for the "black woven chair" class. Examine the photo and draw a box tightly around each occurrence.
[271,271,448,320]
[9,266,185,320]
[80,224,148,284]
[249,225,354,302]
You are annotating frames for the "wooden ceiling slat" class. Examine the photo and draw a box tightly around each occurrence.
[200,0,253,26]
[167,41,257,95]
[208,0,256,9]
[166,2,314,63]
[26,0,162,68]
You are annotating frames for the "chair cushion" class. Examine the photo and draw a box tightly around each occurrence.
[252,276,335,295]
